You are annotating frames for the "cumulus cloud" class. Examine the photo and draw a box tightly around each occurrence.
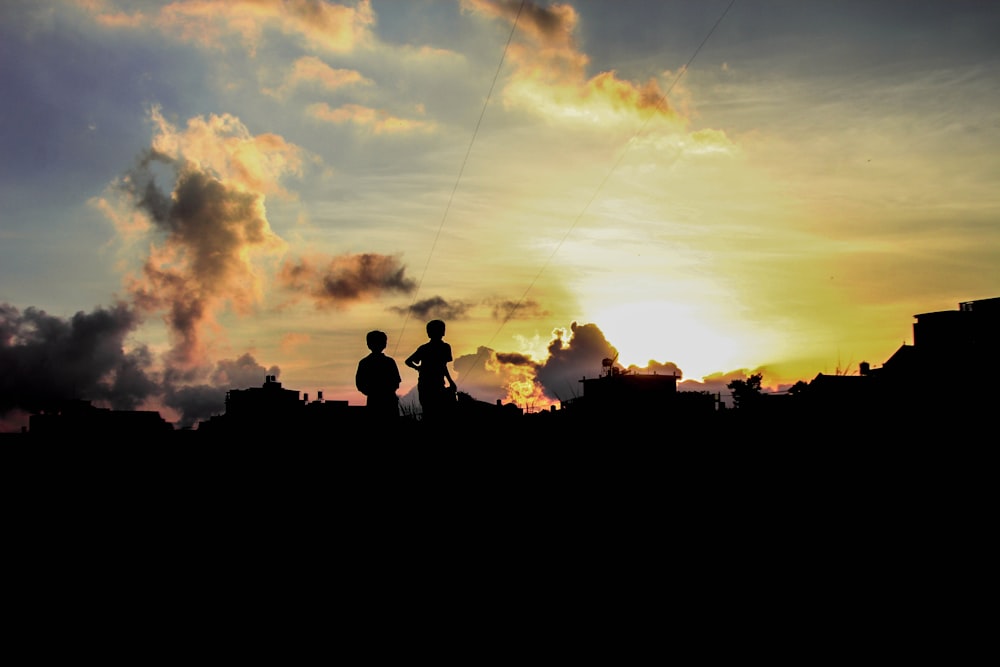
[87,106,311,377]
[121,157,287,372]
[533,321,619,400]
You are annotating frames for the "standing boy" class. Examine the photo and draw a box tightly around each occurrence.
[356,330,402,424]
[405,319,456,423]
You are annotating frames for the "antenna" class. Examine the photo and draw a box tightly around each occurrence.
[601,353,619,377]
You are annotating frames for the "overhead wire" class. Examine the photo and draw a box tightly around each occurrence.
[392,0,526,357]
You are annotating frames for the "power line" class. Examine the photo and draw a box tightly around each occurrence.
[392,0,526,357]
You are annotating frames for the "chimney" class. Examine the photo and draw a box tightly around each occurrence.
[318,391,324,402]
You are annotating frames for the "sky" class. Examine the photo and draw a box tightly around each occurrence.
[1,0,998,431]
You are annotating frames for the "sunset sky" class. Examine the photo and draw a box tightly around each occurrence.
[2,0,998,431]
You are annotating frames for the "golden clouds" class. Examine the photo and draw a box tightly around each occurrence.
[306,102,436,135]
[281,0,376,53]
[262,56,373,100]
[98,108,302,372]
[291,55,370,91]
[83,0,376,55]
[156,0,374,55]
[466,0,684,128]
[149,106,304,198]
[125,166,285,370]
[92,9,147,29]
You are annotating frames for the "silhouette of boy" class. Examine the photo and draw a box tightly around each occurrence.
[405,319,456,423]
[356,330,402,424]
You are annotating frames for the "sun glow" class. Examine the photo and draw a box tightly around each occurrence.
[589,300,743,381]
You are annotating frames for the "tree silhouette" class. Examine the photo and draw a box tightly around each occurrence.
[727,373,763,409]
[787,380,810,396]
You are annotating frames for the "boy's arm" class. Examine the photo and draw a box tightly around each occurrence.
[444,344,455,387]
[404,352,419,370]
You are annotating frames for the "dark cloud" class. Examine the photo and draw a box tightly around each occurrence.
[488,298,549,321]
[488,0,574,41]
[390,295,470,320]
[495,352,536,367]
[0,299,284,430]
[162,383,227,430]
[534,322,618,401]
[0,301,157,415]
[125,149,176,225]
[280,253,417,307]
[108,344,161,410]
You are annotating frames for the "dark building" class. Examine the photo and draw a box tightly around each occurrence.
[579,364,678,412]
[196,375,366,436]
[803,296,999,432]
[28,399,175,440]
[912,297,1000,372]
[562,358,715,430]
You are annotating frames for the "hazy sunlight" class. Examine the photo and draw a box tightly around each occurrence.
[590,300,742,381]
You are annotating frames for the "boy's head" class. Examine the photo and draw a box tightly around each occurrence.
[366,330,388,352]
[426,319,446,339]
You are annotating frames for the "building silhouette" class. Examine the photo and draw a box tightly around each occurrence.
[27,399,175,440]
[196,374,364,437]
[10,296,997,441]
[557,358,716,434]
[797,296,999,433]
